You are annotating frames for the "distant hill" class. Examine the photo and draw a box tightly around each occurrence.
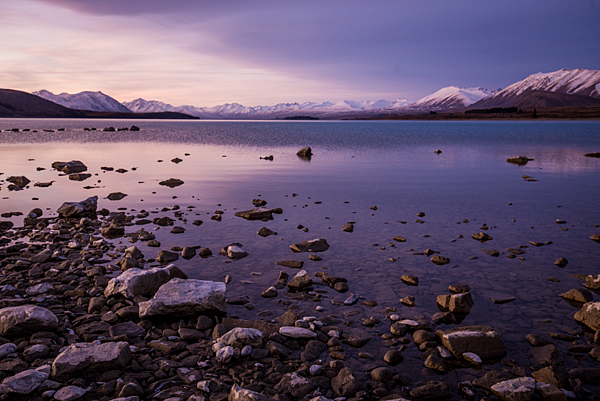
[81,110,199,119]
[33,90,132,113]
[508,90,600,108]
[0,89,87,118]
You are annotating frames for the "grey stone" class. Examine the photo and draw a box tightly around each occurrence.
[274,372,317,399]
[57,196,98,218]
[0,305,58,337]
[0,366,49,394]
[436,326,506,360]
[234,208,275,221]
[104,264,186,299]
[331,368,364,398]
[54,385,87,401]
[51,341,132,380]
[436,292,473,313]
[490,377,536,401]
[279,326,316,339]
[217,327,264,347]
[290,238,330,253]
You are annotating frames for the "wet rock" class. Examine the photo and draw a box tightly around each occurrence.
[472,232,493,242]
[473,370,516,391]
[218,327,264,347]
[261,287,277,298]
[531,366,571,389]
[139,278,226,318]
[431,255,450,265]
[341,222,354,232]
[531,344,564,366]
[287,270,313,292]
[235,208,276,221]
[296,147,312,158]
[68,173,91,181]
[400,296,416,306]
[393,236,407,242]
[52,160,87,174]
[280,326,316,339]
[506,156,533,166]
[343,327,372,347]
[159,178,184,188]
[449,284,470,293]
[574,302,600,331]
[6,176,31,188]
[559,288,593,304]
[424,354,450,373]
[30,249,53,263]
[383,349,403,365]
[410,381,450,399]
[51,341,132,380]
[227,245,249,259]
[371,367,392,382]
[584,274,600,290]
[109,322,144,338]
[23,344,49,362]
[554,257,568,267]
[274,372,317,398]
[102,225,125,238]
[526,333,553,347]
[0,366,49,395]
[170,226,185,234]
[182,247,196,259]
[290,238,330,253]
[153,216,174,226]
[490,377,536,401]
[57,196,98,218]
[157,250,179,263]
[568,368,600,384]
[590,234,600,243]
[436,326,506,360]
[535,382,567,401]
[436,292,473,313]
[481,249,499,257]
[390,322,408,337]
[257,227,277,237]
[276,260,304,268]
[0,305,58,337]
[105,265,185,299]
[229,383,276,401]
[54,385,87,401]
[331,367,364,397]
[401,275,419,286]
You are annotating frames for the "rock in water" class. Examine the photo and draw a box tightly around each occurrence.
[341,222,354,232]
[436,292,474,313]
[257,227,277,237]
[472,232,493,242]
[431,255,450,265]
[331,368,364,397]
[436,326,507,360]
[107,192,127,201]
[56,196,98,218]
[491,377,536,401]
[6,176,30,187]
[296,147,312,158]
[234,207,276,221]
[290,238,330,253]
[138,278,226,318]
[51,341,132,380]
[574,302,600,331]
[52,160,87,174]
[159,178,184,188]
[0,305,58,337]
[217,327,264,347]
[506,156,533,166]
[104,265,186,299]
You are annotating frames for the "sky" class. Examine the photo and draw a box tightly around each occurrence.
[0,0,599,107]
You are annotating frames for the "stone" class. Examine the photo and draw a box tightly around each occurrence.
[261,287,277,298]
[425,354,450,372]
[531,366,571,389]
[109,322,144,338]
[449,284,470,293]
[473,370,516,391]
[472,232,493,242]
[54,385,87,401]
[157,250,179,263]
[218,327,264,347]
[383,349,403,365]
[274,372,317,399]
[139,278,226,318]
[6,176,30,187]
[431,255,450,265]
[296,147,312,158]
[413,330,435,344]
[462,352,482,365]
[400,275,418,286]
[257,227,277,237]
[287,270,313,292]
[216,346,234,364]
[23,344,49,361]
[229,383,276,401]
[574,302,600,331]
[535,383,567,401]
[276,260,304,268]
[506,156,533,165]
[481,249,500,257]
[227,245,248,259]
[390,322,408,337]
[331,368,364,397]
[107,192,127,201]
[234,208,276,221]
[526,333,553,347]
[531,345,564,366]
[559,289,593,304]
[280,326,316,339]
[0,305,58,337]
[410,381,450,399]
[0,343,17,358]
[490,377,536,401]
[52,160,87,174]
[436,292,473,313]
[341,222,354,232]
[57,196,98,218]
[554,258,568,267]
[29,249,53,263]
[0,366,49,394]
[584,274,600,290]
[104,265,185,299]
[371,367,392,382]
[343,327,372,347]
[568,368,600,384]
[290,238,329,253]
[159,178,184,188]
[392,236,407,242]
[436,326,506,360]
[51,341,132,380]
[301,340,325,361]
[590,234,600,243]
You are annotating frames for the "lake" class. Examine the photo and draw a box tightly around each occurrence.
[1,118,600,386]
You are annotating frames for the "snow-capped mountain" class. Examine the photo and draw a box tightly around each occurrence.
[123,98,411,119]
[400,86,497,112]
[470,68,600,109]
[32,90,132,113]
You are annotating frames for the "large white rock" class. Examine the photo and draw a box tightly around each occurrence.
[0,366,49,394]
[0,305,58,337]
[491,377,536,401]
[139,278,226,318]
[51,341,132,380]
[104,264,187,299]
[217,327,264,347]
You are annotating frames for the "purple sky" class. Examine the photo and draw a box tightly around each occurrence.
[0,0,598,106]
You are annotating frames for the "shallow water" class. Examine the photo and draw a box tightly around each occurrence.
[1,119,600,381]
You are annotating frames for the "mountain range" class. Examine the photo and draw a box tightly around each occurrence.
[27,68,600,119]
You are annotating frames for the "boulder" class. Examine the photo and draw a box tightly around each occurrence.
[535,383,567,401]
[531,366,571,389]
[234,208,275,221]
[229,383,276,401]
[139,278,226,318]
[506,156,533,166]
[104,265,186,299]
[559,289,593,304]
[490,377,536,401]
[290,238,330,253]
[436,292,473,313]
[0,305,58,337]
[296,147,312,158]
[52,160,87,174]
[0,366,49,395]
[54,385,87,401]
[436,326,506,360]
[331,368,364,397]
[574,302,600,331]
[217,327,264,347]
[287,270,313,292]
[56,196,98,218]
[51,341,132,380]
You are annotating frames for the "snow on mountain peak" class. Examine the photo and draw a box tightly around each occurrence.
[33,90,132,113]
[408,86,496,110]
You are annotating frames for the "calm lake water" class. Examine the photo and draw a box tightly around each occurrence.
[1,119,600,381]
